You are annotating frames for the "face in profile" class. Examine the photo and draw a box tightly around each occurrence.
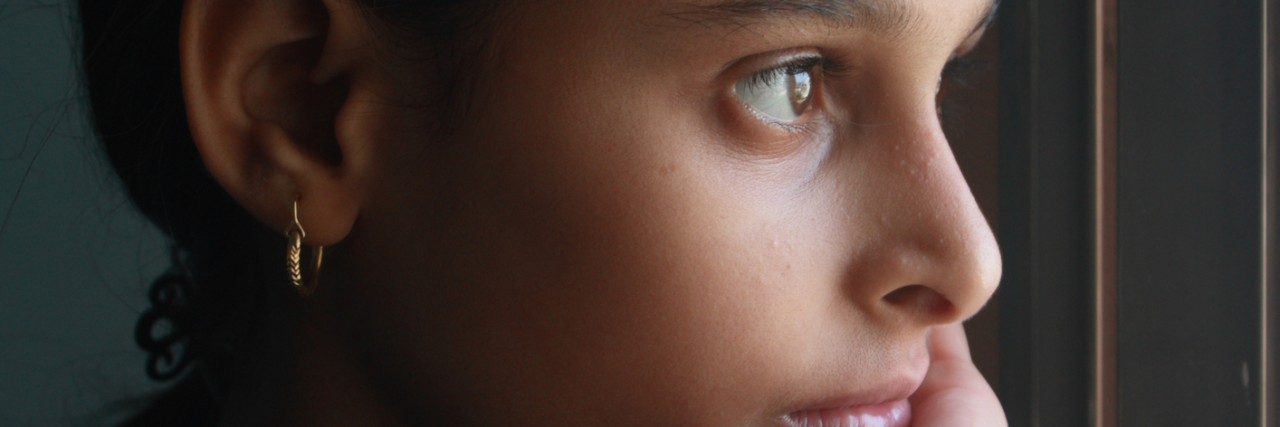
[182,0,1002,425]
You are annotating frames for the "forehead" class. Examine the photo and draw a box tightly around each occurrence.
[655,0,998,40]
[496,0,995,44]
[485,0,997,81]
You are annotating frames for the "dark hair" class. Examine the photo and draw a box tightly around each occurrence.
[76,1,496,424]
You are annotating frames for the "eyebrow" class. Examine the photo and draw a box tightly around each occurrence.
[671,0,1000,41]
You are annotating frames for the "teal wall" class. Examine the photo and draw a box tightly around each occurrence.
[1,1,164,424]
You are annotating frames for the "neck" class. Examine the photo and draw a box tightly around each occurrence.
[215,298,407,427]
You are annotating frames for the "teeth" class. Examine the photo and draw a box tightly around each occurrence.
[849,413,889,427]
[783,400,911,427]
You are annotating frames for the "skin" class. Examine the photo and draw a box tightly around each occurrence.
[179,0,1003,425]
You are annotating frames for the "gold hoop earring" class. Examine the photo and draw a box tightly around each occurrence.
[285,199,324,296]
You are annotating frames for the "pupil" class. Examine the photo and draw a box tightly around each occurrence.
[790,72,812,111]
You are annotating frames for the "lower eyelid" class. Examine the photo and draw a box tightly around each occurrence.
[717,94,826,158]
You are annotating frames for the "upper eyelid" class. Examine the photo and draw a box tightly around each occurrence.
[724,48,826,77]
[741,55,823,89]
[766,51,852,75]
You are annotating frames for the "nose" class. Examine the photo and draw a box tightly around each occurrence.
[842,113,1002,328]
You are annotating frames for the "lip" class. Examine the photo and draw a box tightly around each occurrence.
[782,399,912,427]
[780,365,926,427]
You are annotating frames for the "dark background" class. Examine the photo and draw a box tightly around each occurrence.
[1,1,163,424]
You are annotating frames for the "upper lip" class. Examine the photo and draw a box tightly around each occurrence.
[789,375,924,413]
[786,349,930,414]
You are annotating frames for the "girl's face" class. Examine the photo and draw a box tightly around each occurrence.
[334,0,1001,424]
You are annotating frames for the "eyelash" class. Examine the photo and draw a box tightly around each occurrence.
[942,56,980,85]
[737,54,850,134]
[937,56,982,118]
[742,55,848,91]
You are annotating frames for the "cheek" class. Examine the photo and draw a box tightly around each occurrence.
[462,99,823,420]
[364,75,846,424]
[354,19,870,421]
[514,162,828,425]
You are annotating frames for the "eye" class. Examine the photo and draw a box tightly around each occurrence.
[733,56,822,124]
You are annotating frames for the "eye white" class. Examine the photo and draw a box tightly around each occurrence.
[734,68,813,123]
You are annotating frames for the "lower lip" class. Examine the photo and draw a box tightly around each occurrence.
[784,399,912,427]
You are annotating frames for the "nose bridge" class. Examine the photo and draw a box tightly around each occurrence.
[852,114,1001,327]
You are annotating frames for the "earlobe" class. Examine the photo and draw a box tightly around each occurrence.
[180,0,375,246]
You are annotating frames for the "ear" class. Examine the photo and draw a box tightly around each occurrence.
[180,0,378,246]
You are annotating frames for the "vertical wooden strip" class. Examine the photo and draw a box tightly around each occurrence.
[1092,0,1118,425]
[1264,0,1277,424]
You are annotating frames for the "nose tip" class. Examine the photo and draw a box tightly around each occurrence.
[864,226,1002,326]
[885,233,1002,325]
[852,121,1002,327]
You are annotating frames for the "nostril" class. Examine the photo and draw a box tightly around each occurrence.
[883,285,954,319]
